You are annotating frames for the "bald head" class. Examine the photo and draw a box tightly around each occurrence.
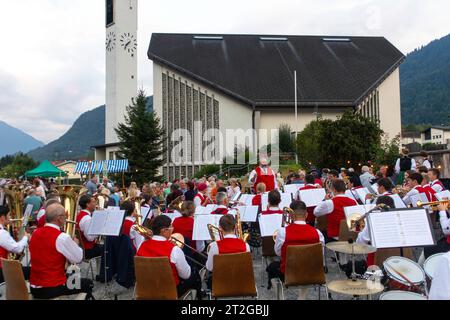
[46,203,66,224]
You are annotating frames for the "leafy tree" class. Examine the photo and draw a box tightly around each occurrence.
[115,90,165,185]
[0,153,38,178]
[278,124,295,154]
[296,111,383,170]
[374,134,401,167]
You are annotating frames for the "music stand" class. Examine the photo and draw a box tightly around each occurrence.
[87,209,126,300]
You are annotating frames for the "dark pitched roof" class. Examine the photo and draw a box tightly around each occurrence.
[148,33,405,108]
[422,126,450,133]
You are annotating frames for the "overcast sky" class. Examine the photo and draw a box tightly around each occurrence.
[0,0,449,144]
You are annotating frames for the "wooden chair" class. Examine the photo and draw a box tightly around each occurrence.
[373,248,414,267]
[338,220,357,242]
[1,258,29,300]
[272,244,328,300]
[260,236,277,286]
[133,256,195,300]
[211,252,257,299]
[315,216,329,273]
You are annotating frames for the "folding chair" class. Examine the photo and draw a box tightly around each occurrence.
[272,243,328,300]
[1,258,30,300]
[133,256,195,300]
[260,236,278,286]
[76,229,100,281]
[211,252,258,299]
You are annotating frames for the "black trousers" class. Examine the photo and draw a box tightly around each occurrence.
[266,261,284,289]
[0,266,30,283]
[30,278,94,300]
[177,266,202,299]
[85,244,104,260]
[424,238,450,259]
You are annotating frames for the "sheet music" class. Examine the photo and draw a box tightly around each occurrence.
[23,204,34,226]
[344,204,376,220]
[140,206,152,223]
[204,204,218,215]
[163,211,182,221]
[410,193,430,208]
[87,209,125,236]
[354,188,371,202]
[234,206,258,222]
[368,209,434,249]
[345,190,357,201]
[389,194,407,209]
[232,191,241,201]
[259,214,283,237]
[239,194,255,206]
[284,184,302,195]
[192,214,222,240]
[435,190,450,201]
[195,206,206,215]
[370,183,379,195]
[261,193,292,211]
[107,206,121,211]
[298,188,326,208]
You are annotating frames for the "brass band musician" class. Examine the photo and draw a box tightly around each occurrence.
[75,195,103,259]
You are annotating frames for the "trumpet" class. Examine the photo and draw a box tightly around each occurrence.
[416,200,449,209]
[272,208,293,241]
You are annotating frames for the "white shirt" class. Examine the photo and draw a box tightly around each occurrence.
[0,224,28,254]
[430,180,444,193]
[402,185,420,206]
[273,221,325,257]
[313,195,354,217]
[394,158,416,174]
[78,210,96,242]
[149,235,191,280]
[206,234,250,272]
[35,185,46,199]
[42,223,83,264]
[193,192,209,207]
[422,159,432,170]
[429,252,450,300]
[438,210,450,237]
[37,208,45,221]
[248,167,278,189]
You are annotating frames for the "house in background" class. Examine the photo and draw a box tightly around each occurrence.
[421,126,450,145]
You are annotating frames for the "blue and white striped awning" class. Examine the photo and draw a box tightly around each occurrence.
[74,160,129,174]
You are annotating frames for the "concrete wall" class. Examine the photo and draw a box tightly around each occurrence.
[412,150,450,178]
[378,68,402,140]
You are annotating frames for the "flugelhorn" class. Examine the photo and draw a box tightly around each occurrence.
[417,200,449,209]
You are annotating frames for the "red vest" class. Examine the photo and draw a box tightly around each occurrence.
[252,194,262,212]
[216,238,247,254]
[194,193,210,207]
[121,218,134,237]
[280,223,320,273]
[300,185,318,224]
[136,239,180,285]
[76,210,95,250]
[29,226,67,287]
[211,207,229,215]
[327,196,357,238]
[261,208,284,215]
[431,180,445,190]
[37,214,46,228]
[0,242,8,269]
[254,166,275,192]
[422,185,437,202]
[315,178,323,187]
[172,216,196,248]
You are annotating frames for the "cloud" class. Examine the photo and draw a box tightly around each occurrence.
[0,0,449,144]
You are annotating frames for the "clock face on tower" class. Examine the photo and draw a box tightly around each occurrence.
[106,31,116,52]
[120,32,137,57]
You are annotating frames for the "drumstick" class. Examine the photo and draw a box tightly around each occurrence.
[385,263,427,297]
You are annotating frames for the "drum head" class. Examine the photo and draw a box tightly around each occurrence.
[423,253,445,279]
[379,291,427,300]
[383,256,425,285]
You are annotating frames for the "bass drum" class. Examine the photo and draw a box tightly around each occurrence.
[423,253,445,281]
[379,291,427,300]
[383,256,425,293]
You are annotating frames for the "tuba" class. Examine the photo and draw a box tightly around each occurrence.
[57,185,84,238]
[4,184,25,240]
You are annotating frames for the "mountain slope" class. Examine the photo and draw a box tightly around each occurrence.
[27,96,153,161]
[400,34,450,125]
[0,121,44,157]
[27,106,105,161]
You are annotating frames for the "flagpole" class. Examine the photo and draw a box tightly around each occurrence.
[294,70,298,136]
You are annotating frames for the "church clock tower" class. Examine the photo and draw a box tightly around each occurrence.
[98,0,138,161]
